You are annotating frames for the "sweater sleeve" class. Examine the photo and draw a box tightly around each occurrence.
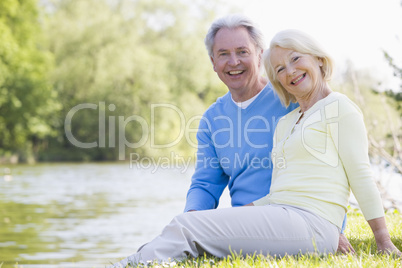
[184,114,229,212]
[252,117,282,206]
[336,101,384,220]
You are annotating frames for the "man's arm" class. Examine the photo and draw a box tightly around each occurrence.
[184,116,229,212]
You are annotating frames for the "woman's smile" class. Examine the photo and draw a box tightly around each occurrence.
[291,73,306,85]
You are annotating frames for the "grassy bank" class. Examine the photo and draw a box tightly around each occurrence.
[5,210,401,267]
[131,209,402,268]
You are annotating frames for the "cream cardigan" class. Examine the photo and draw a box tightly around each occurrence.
[254,92,384,229]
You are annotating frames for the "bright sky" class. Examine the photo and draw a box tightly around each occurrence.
[220,0,402,90]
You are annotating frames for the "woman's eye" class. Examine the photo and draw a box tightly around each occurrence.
[293,56,300,62]
[277,67,284,73]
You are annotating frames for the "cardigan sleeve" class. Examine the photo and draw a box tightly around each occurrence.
[335,101,384,220]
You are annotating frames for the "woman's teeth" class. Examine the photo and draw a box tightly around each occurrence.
[292,74,305,84]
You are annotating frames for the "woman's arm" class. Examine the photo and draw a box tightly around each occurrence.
[335,98,400,256]
[368,217,401,256]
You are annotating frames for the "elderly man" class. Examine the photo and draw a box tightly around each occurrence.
[184,14,353,254]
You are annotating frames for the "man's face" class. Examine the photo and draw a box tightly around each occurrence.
[211,27,262,93]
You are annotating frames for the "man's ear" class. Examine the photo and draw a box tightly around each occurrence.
[258,49,263,67]
[211,56,217,72]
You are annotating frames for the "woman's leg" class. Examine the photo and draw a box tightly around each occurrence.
[112,204,339,267]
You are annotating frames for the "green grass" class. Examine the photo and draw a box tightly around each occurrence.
[127,209,402,268]
[6,210,402,268]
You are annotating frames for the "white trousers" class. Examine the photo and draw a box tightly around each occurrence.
[111,204,339,267]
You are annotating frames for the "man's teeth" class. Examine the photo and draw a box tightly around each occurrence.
[229,71,243,75]
[292,74,305,84]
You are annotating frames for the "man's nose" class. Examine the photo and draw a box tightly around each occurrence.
[228,53,240,66]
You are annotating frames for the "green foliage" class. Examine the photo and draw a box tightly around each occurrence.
[0,0,233,162]
[384,90,402,114]
[383,49,402,115]
[381,1,402,115]
[40,0,228,161]
[384,50,402,92]
[0,0,60,162]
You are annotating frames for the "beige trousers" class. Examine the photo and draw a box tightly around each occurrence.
[111,204,339,267]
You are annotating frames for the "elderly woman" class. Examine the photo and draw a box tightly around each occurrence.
[111,30,400,267]
[256,29,400,255]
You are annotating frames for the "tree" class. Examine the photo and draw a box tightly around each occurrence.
[378,1,402,169]
[40,0,230,161]
[0,0,60,163]
[383,51,402,113]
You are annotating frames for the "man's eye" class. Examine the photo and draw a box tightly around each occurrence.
[238,50,249,56]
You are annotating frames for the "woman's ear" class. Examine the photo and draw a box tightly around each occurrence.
[318,57,324,67]
[318,58,326,78]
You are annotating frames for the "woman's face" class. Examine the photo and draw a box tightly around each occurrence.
[270,46,323,100]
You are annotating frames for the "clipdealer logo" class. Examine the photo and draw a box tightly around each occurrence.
[63,100,340,170]
[64,102,281,161]
[64,102,201,160]
[300,100,340,167]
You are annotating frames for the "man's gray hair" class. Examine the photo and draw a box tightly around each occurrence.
[205,14,265,58]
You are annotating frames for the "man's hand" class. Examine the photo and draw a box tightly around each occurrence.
[337,233,355,254]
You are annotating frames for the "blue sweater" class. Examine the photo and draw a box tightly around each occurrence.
[184,83,297,211]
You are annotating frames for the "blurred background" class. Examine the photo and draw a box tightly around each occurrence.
[0,0,401,267]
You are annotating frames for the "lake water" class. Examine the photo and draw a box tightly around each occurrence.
[0,162,400,267]
[0,162,231,267]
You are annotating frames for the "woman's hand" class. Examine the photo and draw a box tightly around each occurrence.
[337,233,355,254]
[368,217,401,257]
[377,239,401,257]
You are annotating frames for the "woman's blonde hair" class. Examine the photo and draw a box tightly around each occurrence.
[264,29,334,107]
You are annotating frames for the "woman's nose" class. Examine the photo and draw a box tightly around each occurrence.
[287,66,296,76]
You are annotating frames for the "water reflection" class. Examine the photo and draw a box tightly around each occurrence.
[0,163,217,267]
